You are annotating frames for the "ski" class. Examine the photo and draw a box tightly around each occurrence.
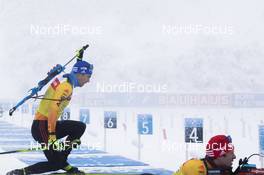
[48,173,154,175]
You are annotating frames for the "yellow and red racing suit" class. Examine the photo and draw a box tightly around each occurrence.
[35,77,72,134]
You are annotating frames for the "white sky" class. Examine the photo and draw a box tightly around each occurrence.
[1,0,264,99]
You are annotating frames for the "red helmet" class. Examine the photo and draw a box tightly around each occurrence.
[206,135,234,158]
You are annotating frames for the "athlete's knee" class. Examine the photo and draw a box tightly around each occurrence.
[68,121,86,138]
[78,121,86,133]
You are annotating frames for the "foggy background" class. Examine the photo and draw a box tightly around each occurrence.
[1,0,264,172]
[1,0,264,100]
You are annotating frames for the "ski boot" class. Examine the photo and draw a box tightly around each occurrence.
[62,165,85,174]
[6,169,26,175]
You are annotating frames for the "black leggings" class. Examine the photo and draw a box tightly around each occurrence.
[24,120,86,174]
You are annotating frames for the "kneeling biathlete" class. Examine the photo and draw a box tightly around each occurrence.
[7,60,93,175]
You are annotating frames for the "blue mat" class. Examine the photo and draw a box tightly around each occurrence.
[0,123,27,127]
[71,147,106,154]
[0,134,32,139]
[85,168,173,175]
[0,128,30,131]
[0,140,34,146]
[0,122,12,123]
[0,131,31,135]
[0,125,29,128]
[0,122,13,125]
[0,128,29,131]
[19,155,148,167]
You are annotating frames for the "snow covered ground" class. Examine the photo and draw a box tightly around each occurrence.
[0,112,173,175]
[0,100,263,174]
